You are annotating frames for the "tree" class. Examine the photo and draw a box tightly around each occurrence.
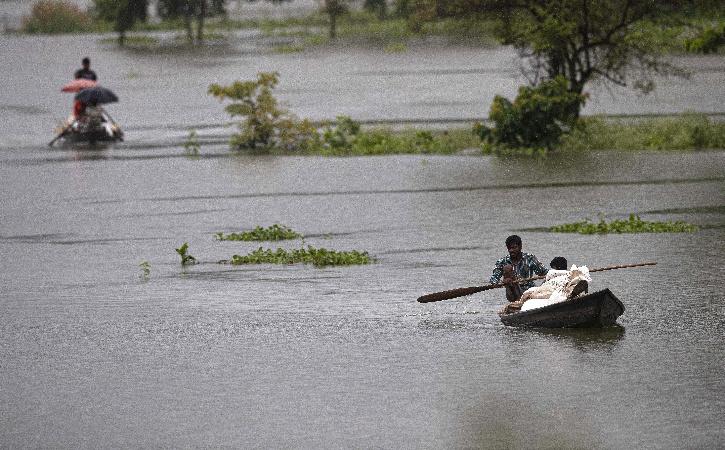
[500,0,695,101]
[364,0,387,19]
[93,0,148,45]
[158,0,220,44]
[323,0,349,40]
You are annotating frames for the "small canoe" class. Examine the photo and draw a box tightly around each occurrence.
[499,288,625,328]
[60,123,123,145]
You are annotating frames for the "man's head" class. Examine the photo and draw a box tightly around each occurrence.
[550,257,567,270]
[82,57,90,68]
[505,235,522,260]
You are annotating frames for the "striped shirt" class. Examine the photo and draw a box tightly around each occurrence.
[489,253,548,290]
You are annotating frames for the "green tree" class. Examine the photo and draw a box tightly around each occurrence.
[475,76,587,152]
[157,0,221,43]
[364,0,387,19]
[323,0,349,39]
[93,0,147,45]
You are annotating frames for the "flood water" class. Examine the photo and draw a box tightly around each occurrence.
[1,30,725,448]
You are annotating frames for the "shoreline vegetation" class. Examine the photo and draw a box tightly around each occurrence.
[211,115,725,157]
[17,2,725,156]
[15,4,725,56]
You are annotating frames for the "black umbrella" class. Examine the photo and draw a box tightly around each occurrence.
[74,86,118,104]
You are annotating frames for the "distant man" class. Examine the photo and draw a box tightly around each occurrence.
[489,235,548,302]
[74,57,97,81]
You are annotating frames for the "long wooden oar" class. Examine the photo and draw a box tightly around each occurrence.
[416,261,657,303]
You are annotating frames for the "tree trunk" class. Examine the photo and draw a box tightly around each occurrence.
[184,1,194,43]
[196,0,206,44]
[329,12,337,39]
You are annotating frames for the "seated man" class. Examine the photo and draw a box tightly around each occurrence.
[489,235,548,303]
[519,264,591,312]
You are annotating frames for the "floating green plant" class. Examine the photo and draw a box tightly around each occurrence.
[550,214,698,234]
[139,260,151,280]
[215,224,302,241]
[183,130,200,156]
[175,242,197,265]
[221,246,372,267]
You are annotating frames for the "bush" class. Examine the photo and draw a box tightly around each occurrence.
[475,76,587,153]
[209,74,478,155]
[561,114,725,151]
[684,23,725,54]
[22,0,92,34]
[209,72,317,151]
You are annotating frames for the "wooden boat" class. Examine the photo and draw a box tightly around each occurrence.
[58,120,123,145]
[499,288,625,328]
[50,108,123,147]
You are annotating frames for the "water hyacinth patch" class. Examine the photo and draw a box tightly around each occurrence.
[550,214,698,234]
[215,224,302,241]
[222,246,372,267]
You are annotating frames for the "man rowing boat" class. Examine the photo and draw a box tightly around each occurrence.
[489,235,548,302]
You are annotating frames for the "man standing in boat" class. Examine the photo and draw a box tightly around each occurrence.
[74,57,97,81]
[490,235,548,302]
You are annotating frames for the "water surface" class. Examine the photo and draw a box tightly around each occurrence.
[1,30,724,449]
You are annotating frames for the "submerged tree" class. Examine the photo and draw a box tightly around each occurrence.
[323,0,349,39]
[409,0,709,114]
[364,0,387,19]
[93,0,148,46]
[157,0,225,44]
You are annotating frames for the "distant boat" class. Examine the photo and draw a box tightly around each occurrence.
[56,120,124,145]
[50,107,123,147]
[499,289,625,328]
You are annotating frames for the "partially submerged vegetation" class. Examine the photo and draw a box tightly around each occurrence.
[550,214,698,234]
[209,72,478,154]
[209,72,724,156]
[222,246,372,267]
[215,224,302,241]
[19,1,724,57]
[560,115,725,152]
[175,242,197,265]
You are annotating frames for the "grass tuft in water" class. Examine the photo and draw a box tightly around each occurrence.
[221,246,372,267]
[139,260,151,280]
[183,130,200,156]
[550,214,698,234]
[215,224,302,241]
[175,242,197,265]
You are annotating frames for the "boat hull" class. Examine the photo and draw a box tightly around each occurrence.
[62,127,123,145]
[499,288,625,328]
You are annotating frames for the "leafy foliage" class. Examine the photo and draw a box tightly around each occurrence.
[215,224,302,241]
[684,23,725,53]
[209,73,475,154]
[183,130,200,156]
[561,114,725,151]
[22,1,92,33]
[223,246,372,267]
[92,0,148,45]
[475,77,586,153]
[209,72,319,151]
[139,260,151,280]
[550,214,698,234]
[175,242,198,265]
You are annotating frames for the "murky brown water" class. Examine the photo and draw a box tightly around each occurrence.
[1,27,724,449]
